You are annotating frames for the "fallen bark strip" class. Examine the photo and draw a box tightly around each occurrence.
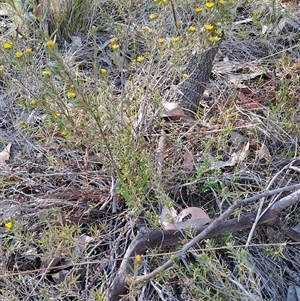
[107,185,300,301]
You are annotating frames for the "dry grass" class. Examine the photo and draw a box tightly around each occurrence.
[0,0,300,300]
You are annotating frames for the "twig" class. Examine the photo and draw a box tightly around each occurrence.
[110,174,119,214]
[156,129,166,182]
[246,159,297,246]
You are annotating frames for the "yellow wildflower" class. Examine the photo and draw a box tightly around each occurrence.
[177,20,183,27]
[158,38,164,44]
[91,25,97,33]
[67,91,76,99]
[183,73,189,79]
[111,44,119,51]
[31,99,37,105]
[142,26,148,32]
[3,41,13,50]
[214,29,222,36]
[209,36,221,42]
[161,0,167,3]
[53,112,60,119]
[148,28,153,34]
[195,7,203,13]
[220,0,225,4]
[135,254,142,264]
[189,26,196,32]
[61,130,67,136]
[46,40,55,50]
[149,14,156,20]
[110,38,118,45]
[101,68,108,78]
[137,56,145,62]
[5,221,13,230]
[25,48,32,55]
[204,24,214,30]
[205,2,215,8]
[15,51,23,58]
[171,36,180,42]
[42,70,51,76]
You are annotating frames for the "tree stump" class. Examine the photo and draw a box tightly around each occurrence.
[174,42,221,113]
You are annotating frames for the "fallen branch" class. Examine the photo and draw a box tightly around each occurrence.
[107,184,300,301]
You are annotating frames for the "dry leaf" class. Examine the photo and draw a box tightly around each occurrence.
[0,143,11,163]
[256,144,271,161]
[182,151,194,171]
[175,207,210,230]
[210,141,249,170]
[27,110,36,123]
[160,205,178,230]
[262,25,268,35]
[70,36,83,48]
[161,102,187,120]
[162,206,211,230]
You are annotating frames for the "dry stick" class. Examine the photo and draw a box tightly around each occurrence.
[156,129,166,182]
[107,185,300,301]
[246,159,297,246]
[105,184,300,301]
[132,184,300,284]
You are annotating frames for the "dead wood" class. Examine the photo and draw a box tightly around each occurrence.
[174,42,221,113]
[107,186,300,301]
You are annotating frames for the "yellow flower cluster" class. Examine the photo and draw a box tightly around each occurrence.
[3,41,13,50]
[205,2,214,9]
[110,38,119,51]
[189,26,196,32]
[15,51,23,58]
[25,48,32,55]
[5,221,13,230]
[204,24,214,31]
[42,70,51,76]
[61,130,67,137]
[67,91,76,99]
[101,68,108,78]
[137,56,145,63]
[158,38,164,44]
[46,40,55,51]
[53,112,61,119]
[209,36,221,43]
[149,14,156,20]
[135,254,142,264]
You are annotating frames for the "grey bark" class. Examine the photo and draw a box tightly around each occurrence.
[175,43,221,113]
